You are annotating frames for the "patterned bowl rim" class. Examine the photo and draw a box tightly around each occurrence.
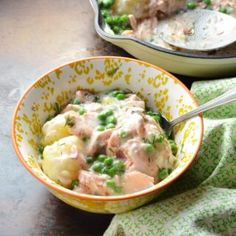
[11,56,204,202]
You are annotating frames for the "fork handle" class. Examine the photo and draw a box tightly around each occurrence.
[170,87,236,128]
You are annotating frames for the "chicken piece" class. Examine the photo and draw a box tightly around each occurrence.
[128,14,137,30]
[149,0,186,17]
[75,90,95,103]
[122,94,145,110]
[120,0,186,40]
[113,0,186,20]
[115,171,154,194]
[131,17,159,41]
[107,111,145,156]
[70,112,99,138]
[118,111,145,136]
[121,137,158,178]
[87,129,113,156]
[75,170,112,196]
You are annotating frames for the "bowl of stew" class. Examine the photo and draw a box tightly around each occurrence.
[12,56,203,213]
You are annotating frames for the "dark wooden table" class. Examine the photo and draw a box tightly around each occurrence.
[1,1,195,235]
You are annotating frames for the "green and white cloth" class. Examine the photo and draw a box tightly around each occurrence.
[105,78,236,236]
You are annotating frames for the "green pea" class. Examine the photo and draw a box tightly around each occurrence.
[98,154,107,162]
[86,156,94,164]
[144,143,155,154]
[219,6,232,14]
[73,98,81,105]
[120,15,129,23]
[101,167,108,174]
[105,109,113,116]
[106,123,116,129]
[98,111,107,121]
[187,1,197,9]
[98,109,113,121]
[105,16,113,24]
[159,168,172,180]
[146,111,152,115]
[101,9,109,18]
[110,90,121,97]
[92,162,104,173]
[102,0,114,8]
[104,157,113,166]
[106,180,122,193]
[99,120,107,126]
[146,133,164,145]
[203,0,211,5]
[153,115,161,123]
[79,107,86,115]
[169,140,178,155]
[97,125,105,131]
[112,16,120,25]
[71,179,79,189]
[107,167,117,177]
[146,111,161,123]
[113,26,120,34]
[113,160,125,173]
[106,179,115,188]
[219,6,227,14]
[106,115,117,124]
[116,93,125,100]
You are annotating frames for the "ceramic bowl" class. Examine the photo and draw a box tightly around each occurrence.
[12,56,203,214]
[90,0,236,77]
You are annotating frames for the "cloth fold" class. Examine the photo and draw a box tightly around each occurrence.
[105,78,236,236]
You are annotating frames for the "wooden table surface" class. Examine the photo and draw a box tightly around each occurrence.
[1,1,196,235]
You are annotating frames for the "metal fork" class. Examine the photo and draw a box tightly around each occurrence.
[161,87,236,136]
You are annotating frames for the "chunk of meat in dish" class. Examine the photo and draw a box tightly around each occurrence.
[113,0,186,19]
[75,170,112,196]
[115,170,154,194]
[122,94,145,110]
[87,129,113,156]
[107,112,145,156]
[121,137,159,178]
[69,112,99,138]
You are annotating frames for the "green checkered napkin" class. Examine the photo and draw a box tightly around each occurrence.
[105,78,236,236]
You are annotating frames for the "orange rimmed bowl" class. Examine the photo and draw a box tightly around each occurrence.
[12,56,203,214]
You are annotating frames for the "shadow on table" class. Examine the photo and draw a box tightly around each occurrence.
[33,191,113,236]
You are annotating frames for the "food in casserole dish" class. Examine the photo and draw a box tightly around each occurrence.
[98,0,236,50]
